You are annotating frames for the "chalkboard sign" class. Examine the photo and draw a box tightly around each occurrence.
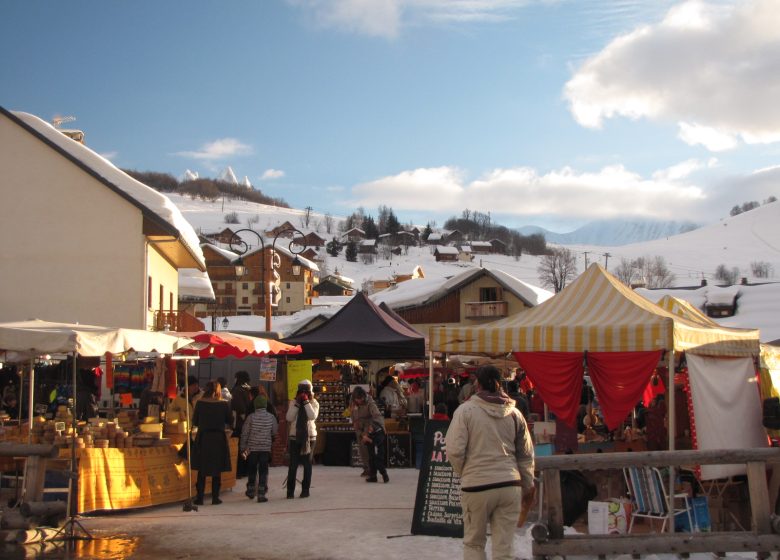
[387,432,411,468]
[410,420,463,538]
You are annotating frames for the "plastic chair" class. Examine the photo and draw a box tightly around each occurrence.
[623,466,692,532]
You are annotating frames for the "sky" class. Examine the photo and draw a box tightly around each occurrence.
[2,0,780,232]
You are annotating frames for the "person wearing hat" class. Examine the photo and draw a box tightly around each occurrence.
[285,379,319,498]
[231,370,254,478]
[240,393,279,502]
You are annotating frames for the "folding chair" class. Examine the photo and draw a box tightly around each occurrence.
[623,466,692,532]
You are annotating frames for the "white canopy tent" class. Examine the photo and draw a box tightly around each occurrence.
[0,319,194,533]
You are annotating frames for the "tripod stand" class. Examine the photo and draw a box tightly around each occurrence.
[51,353,93,541]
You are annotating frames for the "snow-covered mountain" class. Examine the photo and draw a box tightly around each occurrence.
[217,166,238,185]
[519,219,699,246]
[166,193,780,340]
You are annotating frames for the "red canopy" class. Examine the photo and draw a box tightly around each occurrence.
[177,332,302,359]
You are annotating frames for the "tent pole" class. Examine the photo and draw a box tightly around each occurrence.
[182,360,197,512]
[26,357,34,443]
[668,349,675,533]
[428,351,434,420]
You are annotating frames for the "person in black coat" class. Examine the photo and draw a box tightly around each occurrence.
[231,370,254,478]
[192,381,232,505]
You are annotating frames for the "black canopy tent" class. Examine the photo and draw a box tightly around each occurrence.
[282,292,425,360]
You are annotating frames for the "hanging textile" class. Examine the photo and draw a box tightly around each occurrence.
[587,350,662,431]
[165,357,177,399]
[105,353,114,389]
[642,367,666,407]
[687,354,768,480]
[514,352,584,427]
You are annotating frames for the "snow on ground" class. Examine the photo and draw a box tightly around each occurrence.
[169,193,780,342]
[71,466,757,560]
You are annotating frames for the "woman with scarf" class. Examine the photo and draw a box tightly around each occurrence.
[285,379,319,499]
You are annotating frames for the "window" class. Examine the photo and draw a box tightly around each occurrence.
[286,282,291,289]
[242,283,249,290]
[286,297,291,304]
[479,287,499,302]
[242,297,248,304]
[147,276,152,308]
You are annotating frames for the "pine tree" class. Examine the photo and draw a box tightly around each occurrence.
[345,241,358,262]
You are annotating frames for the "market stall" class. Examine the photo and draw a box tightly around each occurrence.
[0,319,197,517]
[429,264,761,441]
[282,292,425,467]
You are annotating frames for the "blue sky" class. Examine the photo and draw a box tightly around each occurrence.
[2,0,779,232]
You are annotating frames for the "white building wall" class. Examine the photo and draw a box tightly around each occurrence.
[0,115,149,328]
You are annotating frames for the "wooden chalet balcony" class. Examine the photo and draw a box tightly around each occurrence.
[153,310,206,332]
[464,301,508,319]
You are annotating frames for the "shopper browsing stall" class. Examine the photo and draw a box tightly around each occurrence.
[352,386,389,483]
[240,394,278,502]
[191,381,232,506]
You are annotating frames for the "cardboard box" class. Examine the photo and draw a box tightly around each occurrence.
[588,500,632,534]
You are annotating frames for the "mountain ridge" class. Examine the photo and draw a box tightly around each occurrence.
[518,218,700,246]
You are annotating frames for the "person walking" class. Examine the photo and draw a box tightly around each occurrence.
[231,371,253,478]
[286,379,319,498]
[447,365,535,560]
[352,386,389,483]
[350,387,372,476]
[191,381,232,506]
[240,393,278,502]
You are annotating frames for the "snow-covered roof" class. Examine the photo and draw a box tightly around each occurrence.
[706,285,741,305]
[372,267,552,310]
[434,246,459,255]
[360,239,376,247]
[460,245,473,253]
[9,110,206,271]
[202,243,239,261]
[178,268,216,300]
[471,241,492,248]
[427,233,444,241]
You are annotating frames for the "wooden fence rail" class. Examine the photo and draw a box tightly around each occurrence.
[533,448,780,559]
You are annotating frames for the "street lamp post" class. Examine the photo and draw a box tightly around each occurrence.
[230,227,306,332]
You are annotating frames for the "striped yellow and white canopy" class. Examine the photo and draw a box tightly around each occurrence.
[428,264,760,357]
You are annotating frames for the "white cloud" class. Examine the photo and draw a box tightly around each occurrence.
[175,138,253,161]
[261,169,285,180]
[287,0,535,38]
[677,122,738,151]
[564,0,780,151]
[651,157,717,182]
[350,163,706,221]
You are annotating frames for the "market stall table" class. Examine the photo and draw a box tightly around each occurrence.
[61,439,238,513]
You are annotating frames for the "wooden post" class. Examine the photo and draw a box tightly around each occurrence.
[543,469,564,539]
[747,461,771,534]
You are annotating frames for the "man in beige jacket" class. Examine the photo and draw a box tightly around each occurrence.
[447,365,535,560]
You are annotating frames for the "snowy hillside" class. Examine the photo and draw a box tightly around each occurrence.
[520,219,700,246]
[167,193,780,340]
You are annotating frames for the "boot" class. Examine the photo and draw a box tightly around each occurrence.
[212,477,222,505]
[245,483,256,499]
[257,490,268,503]
[381,470,389,483]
